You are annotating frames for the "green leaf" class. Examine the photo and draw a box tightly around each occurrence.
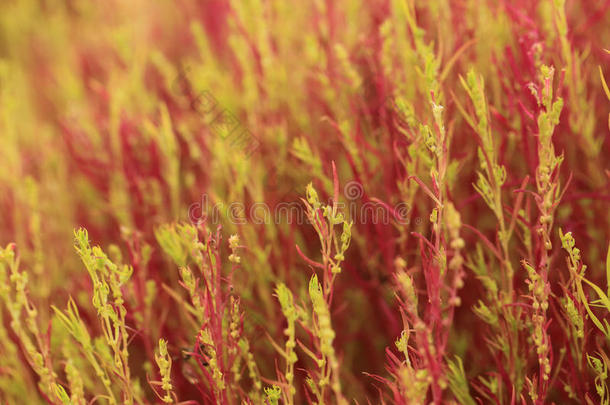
[447,356,477,405]
[53,384,72,405]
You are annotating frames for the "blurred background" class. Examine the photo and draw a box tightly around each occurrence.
[0,0,609,403]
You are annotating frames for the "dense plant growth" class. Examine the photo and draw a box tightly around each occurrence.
[0,0,609,403]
